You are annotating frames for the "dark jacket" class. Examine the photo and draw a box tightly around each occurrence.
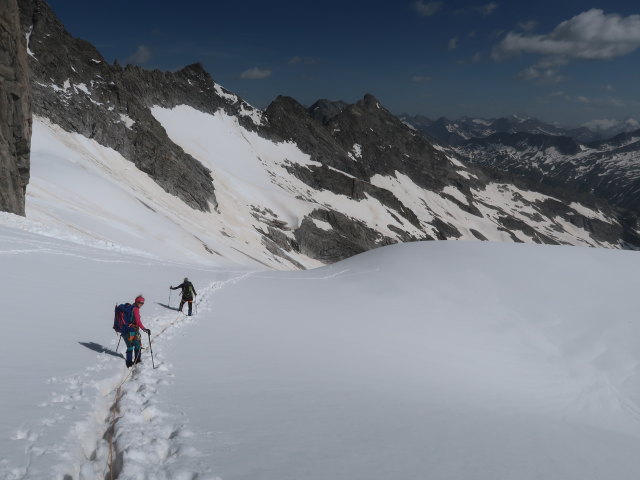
[172,281,196,300]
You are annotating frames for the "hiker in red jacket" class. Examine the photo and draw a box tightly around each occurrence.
[124,295,150,368]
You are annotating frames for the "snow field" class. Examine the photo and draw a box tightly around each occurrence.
[162,241,640,480]
[0,222,251,479]
[28,116,320,270]
[2,96,639,480]
[2,220,640,479]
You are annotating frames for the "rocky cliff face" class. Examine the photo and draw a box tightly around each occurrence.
[0,0,31,215]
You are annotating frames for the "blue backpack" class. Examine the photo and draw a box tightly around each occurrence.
[113,303,135,333]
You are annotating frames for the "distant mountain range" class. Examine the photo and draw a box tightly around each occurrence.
[400,113,640,238]
[3,0,639,268]
[399,114,640,145]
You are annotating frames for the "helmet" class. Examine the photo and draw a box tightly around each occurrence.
[135,295,145,304]
[184,277,189,282]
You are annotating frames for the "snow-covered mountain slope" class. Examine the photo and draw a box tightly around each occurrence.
[455,130,640,220]
[2,222,640,479]
[24,103,631,275]
[16,0,640,265]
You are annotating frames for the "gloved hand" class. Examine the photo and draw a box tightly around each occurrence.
[144,328,151,335]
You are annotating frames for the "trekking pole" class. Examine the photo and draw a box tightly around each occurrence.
[147,331,156,369]
[115,333,122,353]
[169,288,172,308]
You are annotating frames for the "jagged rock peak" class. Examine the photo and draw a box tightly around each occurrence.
[360,93,384,110]
[307,98,348,124]
[179,62,211,80]
[266,95,309,118]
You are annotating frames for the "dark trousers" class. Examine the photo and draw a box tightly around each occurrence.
[179,299,193,315]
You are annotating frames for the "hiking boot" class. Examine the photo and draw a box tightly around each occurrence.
[126,360,133,368]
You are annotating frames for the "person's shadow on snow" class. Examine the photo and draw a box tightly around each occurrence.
[78,341,124,359]
[157,302,180,311]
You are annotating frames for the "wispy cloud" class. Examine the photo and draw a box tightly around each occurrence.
[575,95,625,107]
[478,2,498,16]
[448,36,459,50]
[518,66,565,84]
[471,52,483,63]
[411,75,431,82]
[455,2,499,16]
[517,20,538,32]
[544,91,627,108]
[582,117,639,130]
[240,67,272,79]
[289,56,317,65]
[414,0,443,17]
[126,45,152,65]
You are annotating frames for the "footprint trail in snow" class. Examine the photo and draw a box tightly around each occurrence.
[6,272,251,480]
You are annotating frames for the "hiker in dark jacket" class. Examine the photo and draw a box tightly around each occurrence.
[124,295,150,368]
[171,278,197,315]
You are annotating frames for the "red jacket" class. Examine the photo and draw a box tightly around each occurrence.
[131,306,146,330]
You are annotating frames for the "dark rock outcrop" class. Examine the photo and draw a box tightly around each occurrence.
[294,209,395,263]
[0,0,31,215]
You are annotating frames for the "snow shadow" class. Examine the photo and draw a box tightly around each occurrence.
[78,341,124,359]
[157,302,180,311]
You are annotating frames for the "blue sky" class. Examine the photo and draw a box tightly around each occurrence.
[48,0,640,127]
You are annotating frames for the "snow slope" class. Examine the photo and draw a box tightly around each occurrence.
[2,100,639,479]
[27,115,322,270]
[2,217,640,479]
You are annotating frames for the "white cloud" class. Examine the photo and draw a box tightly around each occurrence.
[449,36,459,50]
[414,0,443,17]
[518,66,565,84]
[126,45,152,65]
[493,9,640,61]
[240,67,272,80]
[581,118,639,130]
[582,119,618,129]
[518,20,538,32]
